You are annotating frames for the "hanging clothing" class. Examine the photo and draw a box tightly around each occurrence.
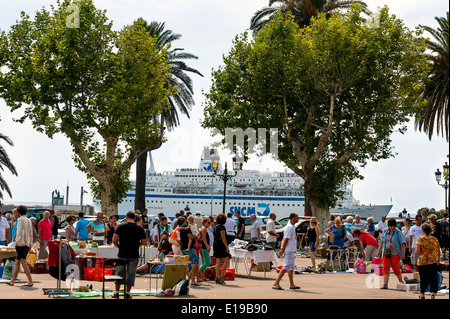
[47,240,76,280]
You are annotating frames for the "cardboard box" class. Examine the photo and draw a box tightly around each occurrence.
[396,283,420,292]
[250,261,271,271]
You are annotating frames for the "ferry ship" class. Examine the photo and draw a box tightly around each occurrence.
[95,147,392,222]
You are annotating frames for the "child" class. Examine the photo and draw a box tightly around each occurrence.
[181,215,199,250]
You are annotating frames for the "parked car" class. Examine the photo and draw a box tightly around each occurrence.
[243,216,283,241]
[274,219,311,248]
[278,216,311,227]
[58,215,97,239]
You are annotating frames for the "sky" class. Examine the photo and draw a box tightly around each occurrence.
[0,0,448,217]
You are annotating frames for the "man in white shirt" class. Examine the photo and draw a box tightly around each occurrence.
[7,205,34,287]
[409,215,423,272]
[375,215,388,235]
[266,212,279,249]
[273,212,300,290]
[250,214,260,241]
[0,210,10,246]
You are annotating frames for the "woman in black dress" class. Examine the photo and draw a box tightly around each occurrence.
[213,213,230,284]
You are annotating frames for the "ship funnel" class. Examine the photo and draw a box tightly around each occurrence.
[148,151,156,174]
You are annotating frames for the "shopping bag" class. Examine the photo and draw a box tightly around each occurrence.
[2,259,15,280]
[26,251,38,268]
[355,258,366,274]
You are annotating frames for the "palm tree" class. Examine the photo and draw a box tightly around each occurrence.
[133,19,203,211]
[416,12,449,142]
[0,132,18,202]
[250,0,371,33]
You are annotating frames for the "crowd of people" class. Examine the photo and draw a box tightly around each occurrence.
[322,212,448,298]
[0,205,448,299]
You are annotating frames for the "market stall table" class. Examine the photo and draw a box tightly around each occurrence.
[73,246,159,266]
[229,248,279,277]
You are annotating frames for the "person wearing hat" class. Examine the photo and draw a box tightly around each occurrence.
[377,218,406,289]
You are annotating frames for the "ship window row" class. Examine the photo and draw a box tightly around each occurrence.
[121,198,304,207]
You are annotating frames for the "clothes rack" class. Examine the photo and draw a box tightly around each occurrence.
[47,238,72,297]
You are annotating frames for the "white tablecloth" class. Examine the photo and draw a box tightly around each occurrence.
[73,246,159,260]
[230,248,279,265]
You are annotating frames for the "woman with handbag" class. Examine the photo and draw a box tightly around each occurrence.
[376,218,406,289]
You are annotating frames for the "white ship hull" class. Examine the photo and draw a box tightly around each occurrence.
[94,148,392,222]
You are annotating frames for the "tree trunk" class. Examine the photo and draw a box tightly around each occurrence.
[135,151,147,212]
[309,200,330,237]
[99,177,118,217]
[304,197,312,217]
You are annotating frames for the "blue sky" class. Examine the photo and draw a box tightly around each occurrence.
[0,0,448,216]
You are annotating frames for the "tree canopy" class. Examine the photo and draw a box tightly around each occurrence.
[0,0,173,214]
[202,5,429,226]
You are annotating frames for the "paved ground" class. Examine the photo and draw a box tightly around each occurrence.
[1,256,448,302]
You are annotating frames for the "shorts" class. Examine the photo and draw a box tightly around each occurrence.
[182,248,199,265]
[115,258,139,287]
[15,245,29,260]
[282,251,296,271]
[309,242,316,252]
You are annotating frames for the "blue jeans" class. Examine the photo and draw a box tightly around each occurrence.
[182,248,199,272]
[182,248,199,264]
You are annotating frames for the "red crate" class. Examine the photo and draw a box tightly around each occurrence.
[30,261,49,274]
[95,257,108,268]
[223,268,235,281]
[204,267,215,280]
[84,267,113,281]
[203,267,235,281]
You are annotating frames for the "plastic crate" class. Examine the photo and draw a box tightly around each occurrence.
[223,268,235,281]
[95,257,108,268]
[30,260,49,274]
[204,267,216,280]
[84,267,113,281]
[203,267,235,280]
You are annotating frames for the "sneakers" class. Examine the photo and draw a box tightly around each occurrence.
[112,291,132,299]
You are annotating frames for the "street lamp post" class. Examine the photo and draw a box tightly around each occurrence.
[211,154,241,215]
[435,162,449,212]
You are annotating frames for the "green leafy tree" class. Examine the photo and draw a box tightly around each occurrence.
[133,19,203,211]
[250,0,371,32]
[203,7,429,228]
[0,132,17,202]
[0,0,172,215]
[415,12,449,142]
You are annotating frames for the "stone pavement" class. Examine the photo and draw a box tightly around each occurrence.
[1,256,448,301]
